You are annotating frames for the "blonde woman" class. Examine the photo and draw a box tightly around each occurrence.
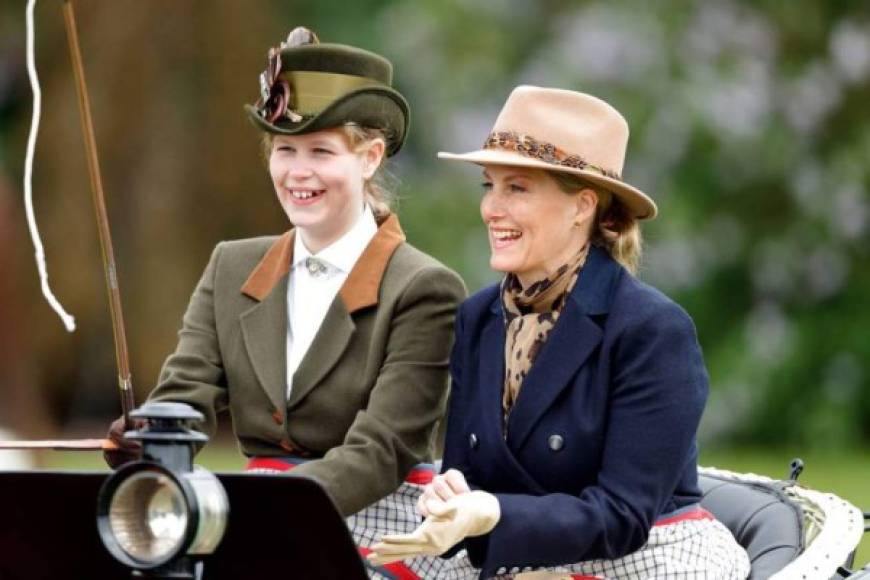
[106,27,466,578]
[370,86,750,579]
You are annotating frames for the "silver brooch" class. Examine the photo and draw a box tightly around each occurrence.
[304,257,328,277]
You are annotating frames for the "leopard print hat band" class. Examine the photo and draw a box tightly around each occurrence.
[483,130,622,181]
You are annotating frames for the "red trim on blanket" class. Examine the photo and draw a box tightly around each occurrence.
[404,467,435,485]
[245,457,435,485]
[245,457,294,472]
[358,547,421,580]
[654,506,715,527]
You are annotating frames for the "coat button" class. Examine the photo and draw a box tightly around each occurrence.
[469,433,479,449]
[548,434,564,451]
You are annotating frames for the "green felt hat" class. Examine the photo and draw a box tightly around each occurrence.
[245,27,409,156]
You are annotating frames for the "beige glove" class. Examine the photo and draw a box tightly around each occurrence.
[367,490,501,565]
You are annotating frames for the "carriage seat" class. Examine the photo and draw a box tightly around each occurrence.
[699,472,804,579]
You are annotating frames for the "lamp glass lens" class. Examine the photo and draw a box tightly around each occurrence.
[109,470,188,562]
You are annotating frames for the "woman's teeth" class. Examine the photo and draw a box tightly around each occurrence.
[290,189,324,199]
[492,229,522,240]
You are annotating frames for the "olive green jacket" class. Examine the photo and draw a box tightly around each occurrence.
[149,215,466,516]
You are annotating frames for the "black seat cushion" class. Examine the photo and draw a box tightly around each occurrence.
[699,473,804,579]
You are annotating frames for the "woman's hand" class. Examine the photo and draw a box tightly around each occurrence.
[368,490,500,565]
[417,468,471,517]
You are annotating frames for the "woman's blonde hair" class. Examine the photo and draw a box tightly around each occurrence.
[549,171,643,274]
[260,124,395,220]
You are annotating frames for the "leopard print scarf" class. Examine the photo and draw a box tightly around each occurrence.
[502,244,590,424]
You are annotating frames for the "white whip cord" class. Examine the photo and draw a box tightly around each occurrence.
[24,0,76,332]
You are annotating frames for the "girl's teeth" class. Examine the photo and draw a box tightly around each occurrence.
[291,190,321,199]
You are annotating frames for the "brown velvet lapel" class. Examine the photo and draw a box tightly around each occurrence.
[240,214,406,313]
[241,230,294,301]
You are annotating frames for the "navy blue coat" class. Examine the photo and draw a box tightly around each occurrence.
[441,245,709,577]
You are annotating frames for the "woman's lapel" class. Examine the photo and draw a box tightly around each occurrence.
[478,311,548,493]
[505,246,621,451]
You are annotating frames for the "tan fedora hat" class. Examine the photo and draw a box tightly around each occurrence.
[438,85,657,219]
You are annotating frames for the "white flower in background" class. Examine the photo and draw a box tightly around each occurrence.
[640,104,692,174]
[830,181,868,241]
[789,162,830,219]
[685,60,774,140]
[643,214,744,292]
[781,61,842,135]
[444,106,504,155]
[680,0,778,67]
[751,240,801,301]
[643,239,701,291]
[745,301,793,365]
[830,19,870,85]
[678,1,777,141]
[551,4,667,86]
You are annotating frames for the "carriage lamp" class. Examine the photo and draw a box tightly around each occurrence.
[97,402,229,578]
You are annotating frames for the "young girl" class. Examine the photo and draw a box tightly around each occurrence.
[107,27,466,579]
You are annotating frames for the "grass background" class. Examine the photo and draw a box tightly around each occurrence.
[28,444,869,570]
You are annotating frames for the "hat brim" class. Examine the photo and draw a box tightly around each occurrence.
[245,86,409,156]
[438,149,657,219]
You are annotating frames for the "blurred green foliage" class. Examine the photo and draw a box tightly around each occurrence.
[0,0,868,450]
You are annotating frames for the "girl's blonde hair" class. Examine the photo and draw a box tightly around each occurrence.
[260,124,394,220]
[549,171,643,274]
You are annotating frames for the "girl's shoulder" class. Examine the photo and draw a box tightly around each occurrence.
[383,242,467,298]
[206,235,287,280]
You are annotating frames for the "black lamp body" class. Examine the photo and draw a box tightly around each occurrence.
[97,402,215,579]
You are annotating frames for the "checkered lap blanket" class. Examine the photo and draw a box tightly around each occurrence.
[246,458,749,579]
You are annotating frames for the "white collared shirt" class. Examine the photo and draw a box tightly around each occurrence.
[286,205,378,397]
